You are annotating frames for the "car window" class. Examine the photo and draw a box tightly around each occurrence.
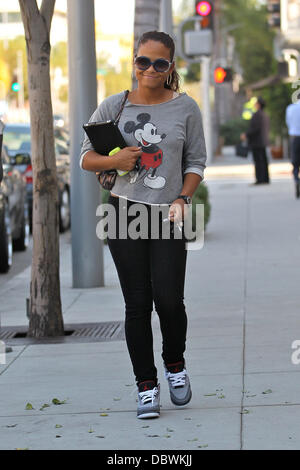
[3,128,31,152]
[55,139,68,155]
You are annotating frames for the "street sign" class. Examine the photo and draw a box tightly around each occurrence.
[184,30,213,56]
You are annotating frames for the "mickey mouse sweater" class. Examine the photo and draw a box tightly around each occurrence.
[80,91,207,206]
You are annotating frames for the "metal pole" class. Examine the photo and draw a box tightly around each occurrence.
[67,0,104,288]
[17,50,25,110]
[201,56,212,165]
[160,0,173,37]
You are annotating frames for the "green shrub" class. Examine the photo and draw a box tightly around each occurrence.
[192,182,211,232]
[220,118,248,145]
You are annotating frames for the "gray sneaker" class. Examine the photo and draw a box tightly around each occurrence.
[137,383,160,419]
[164,368,192,406]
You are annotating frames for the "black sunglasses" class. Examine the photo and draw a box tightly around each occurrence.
[134,56,173,73]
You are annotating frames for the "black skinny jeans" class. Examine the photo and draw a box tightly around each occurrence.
[107,195,188,385]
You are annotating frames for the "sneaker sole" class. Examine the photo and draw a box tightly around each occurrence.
[137,412,160,419]
[170,389,192,407]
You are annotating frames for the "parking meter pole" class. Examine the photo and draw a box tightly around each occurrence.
[201,56,213,165]
[160,0,173,37]
[67,0,104,288]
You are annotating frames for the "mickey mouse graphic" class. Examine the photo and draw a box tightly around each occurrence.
[124,113,166,189]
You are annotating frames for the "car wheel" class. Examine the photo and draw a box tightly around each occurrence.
[0,204,13,273]
[13,203,30,251]
[59,187,70,233]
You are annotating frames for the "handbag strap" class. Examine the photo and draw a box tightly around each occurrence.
[114,90,129,125]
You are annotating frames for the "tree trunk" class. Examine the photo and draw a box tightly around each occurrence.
[19,0,64,337]
[132,0,161,89]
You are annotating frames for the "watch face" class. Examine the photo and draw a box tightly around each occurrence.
[179,195,191,204]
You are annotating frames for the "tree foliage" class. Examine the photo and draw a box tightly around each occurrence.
[223,0,277,85]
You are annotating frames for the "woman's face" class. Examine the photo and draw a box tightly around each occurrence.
[135,40,174,90]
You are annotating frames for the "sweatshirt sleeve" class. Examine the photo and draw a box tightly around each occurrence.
[183,100,207,180]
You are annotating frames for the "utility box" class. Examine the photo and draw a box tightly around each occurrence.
[184,30,213,56]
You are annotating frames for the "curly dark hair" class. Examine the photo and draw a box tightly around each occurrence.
[136,31,180,93]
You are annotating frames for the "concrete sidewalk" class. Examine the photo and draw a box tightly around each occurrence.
[0,161,300,450]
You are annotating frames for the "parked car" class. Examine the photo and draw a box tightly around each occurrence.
[0,146,29,273]
[54,127,70,149]
[3,123,71,233]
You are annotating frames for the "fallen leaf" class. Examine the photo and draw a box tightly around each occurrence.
[166,428,174,432]
[204,393,217,397]
[52,398,67,405]
[198,444,208,448]
[96,435,105,438]
[100,413,108,417]
[55,424,63,428]
[25,403,34,410]
[218,394,225,399]
[241,409,250,414]
[40,404,50,411]
[187,438,198,442]
[262,389,272,394]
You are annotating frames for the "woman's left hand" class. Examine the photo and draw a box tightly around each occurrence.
[168,198,186,223]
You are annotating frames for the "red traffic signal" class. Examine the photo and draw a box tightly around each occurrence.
[196,1,212,16]
[195,1,214,29]
[214,67,233,84]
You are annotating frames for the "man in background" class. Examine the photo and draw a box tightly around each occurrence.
[286,100,300,198]
[241,97,270,185]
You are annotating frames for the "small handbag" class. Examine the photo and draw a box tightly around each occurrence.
[96,90,129,190]
[235,140,249,158]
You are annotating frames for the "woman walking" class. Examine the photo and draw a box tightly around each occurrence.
[80,31,207,419]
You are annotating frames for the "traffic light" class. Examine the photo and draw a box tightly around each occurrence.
[11,76,20,92]
[195,1,214,29]
[267,0,281,28]
[214,67,233,84]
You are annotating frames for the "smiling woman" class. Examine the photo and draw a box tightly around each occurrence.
[80,31,207,421]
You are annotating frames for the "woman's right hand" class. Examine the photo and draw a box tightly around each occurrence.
[112,146,142,172]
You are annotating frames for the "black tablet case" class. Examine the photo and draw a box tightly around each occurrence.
[83,120,127,156]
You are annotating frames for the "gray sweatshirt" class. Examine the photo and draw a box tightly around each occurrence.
[80,91,207,205]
